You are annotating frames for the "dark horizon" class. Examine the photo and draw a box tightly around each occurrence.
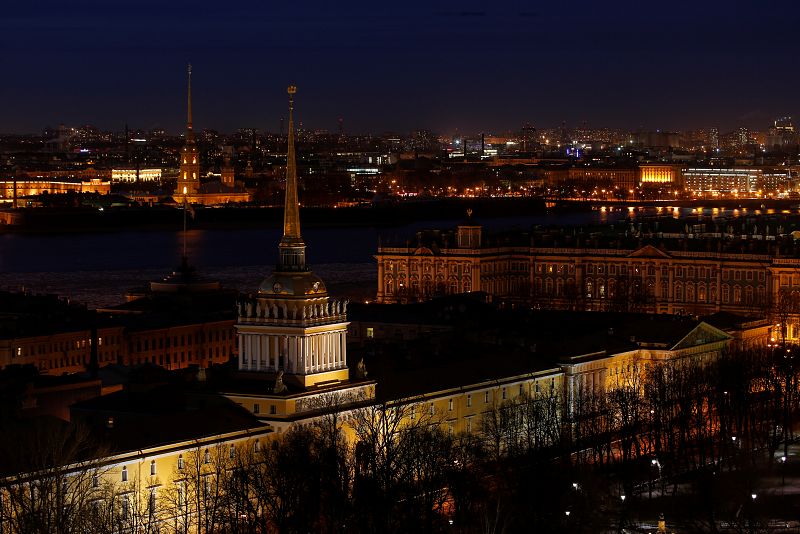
[3,0,799,135]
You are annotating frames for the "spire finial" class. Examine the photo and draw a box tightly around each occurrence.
[187,64,193,133]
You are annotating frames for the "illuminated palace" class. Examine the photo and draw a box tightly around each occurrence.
[376,218,800,338]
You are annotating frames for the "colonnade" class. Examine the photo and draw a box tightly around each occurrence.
[238,329,347,374]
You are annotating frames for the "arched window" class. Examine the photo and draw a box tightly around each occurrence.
[204,449,211,464]
[733,286,742,304]
[675,283,683,302]
[177,454,184,470]
[722,284,730,303]
[150,460,157,476]
[121,466,128,482]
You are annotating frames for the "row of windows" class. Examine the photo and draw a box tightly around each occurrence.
[409,379,558,419]
[131,330,232,353]
[119,442,261,483]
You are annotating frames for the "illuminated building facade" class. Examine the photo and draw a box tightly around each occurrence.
[682,167,791,195]
[111,168,162,183]
[639,164,682,186]
[0,178,110,200]
[376,223,800,339]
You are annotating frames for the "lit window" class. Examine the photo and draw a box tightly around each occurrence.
[366,327,374,339]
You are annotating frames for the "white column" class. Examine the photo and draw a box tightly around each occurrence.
[337,331,343,368]
[237,333,243,370]
[323,333,329,370]
[342,332,347,367]
[311,335,317,372]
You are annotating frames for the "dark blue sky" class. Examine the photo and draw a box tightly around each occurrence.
[2,0,798,135]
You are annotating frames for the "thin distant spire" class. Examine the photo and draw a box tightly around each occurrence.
[186,64,194,139]
[282,85,301,241]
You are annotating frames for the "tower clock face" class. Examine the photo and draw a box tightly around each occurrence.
[273,282,283,293]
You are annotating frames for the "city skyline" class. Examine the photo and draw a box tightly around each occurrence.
[3,0,799,134]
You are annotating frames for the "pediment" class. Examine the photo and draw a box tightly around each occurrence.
[627,244,671,259]
[671,322,731,350]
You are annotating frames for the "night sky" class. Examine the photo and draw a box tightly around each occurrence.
[2,0,798,135]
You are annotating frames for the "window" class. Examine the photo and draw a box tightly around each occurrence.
[149,490,157,515]
[466,417,472,433]
[92,475,99,488]
[150,460,157,476]
[121,494,129,519]
[410,406,416,420]
[229,444,236,459]
[178,455,184,470]
[253,403,260,414]
[270,405,277,415]
[204,449,211,464]
[448,399,453,411]
[429,403,435,415]
[121,466,128,482]
[254,440,261,453]
[501,387,506,400]
[484,391,489,404]
[366,327,374,338]
[466,394,472,408]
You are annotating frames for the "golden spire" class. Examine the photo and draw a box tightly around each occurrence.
[277,85,307,272]
[282,85,301,240]
[186,64,194,141]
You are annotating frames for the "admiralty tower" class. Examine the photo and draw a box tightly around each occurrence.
[235,86,351,389]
